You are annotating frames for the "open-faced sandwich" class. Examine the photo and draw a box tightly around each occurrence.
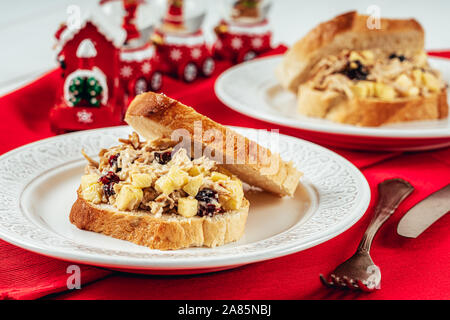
[70,92,302,250]
[276,11,448,126]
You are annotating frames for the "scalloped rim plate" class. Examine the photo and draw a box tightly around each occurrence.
[0,126,370,274]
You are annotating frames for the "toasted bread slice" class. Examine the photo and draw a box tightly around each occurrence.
[125,92,302,197]
[70,190,249,250]
[276,11,424,92]
[297,85,449,126]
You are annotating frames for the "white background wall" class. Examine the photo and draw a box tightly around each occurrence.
[1,0,449,95]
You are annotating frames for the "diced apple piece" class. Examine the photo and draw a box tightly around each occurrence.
[375,83,397,100]
[395,74,413,89]
[407,86,420,97]
[415,51,428,67]
[131,173,153,188]
[221,179,244,210]
[361,50,375,64]
[168,166,189,189]
[349,51,365,63]
[182,174,203,197]
[412,69,423,85]
[422,72,440,92]
[211,171,230,182]
[81,183,102,204]
[188,165,202,176]
[115,185,143,211]
[154,175,176,195]
[351,81,374,98]
[177,197,198,217]
[81,174,100,190]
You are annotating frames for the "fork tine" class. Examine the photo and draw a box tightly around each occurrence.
[332,274,347,287]
[343,276,358,289]
[330,274,339,286]
[320,273,379,292]
[319,274,335,288]
[356,279,377,293]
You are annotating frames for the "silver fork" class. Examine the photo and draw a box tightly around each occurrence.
[320,178,414,292]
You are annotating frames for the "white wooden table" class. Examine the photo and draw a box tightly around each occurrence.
[1,0,449,95]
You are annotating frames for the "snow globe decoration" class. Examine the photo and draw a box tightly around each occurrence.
[213,0,272,63]
[151,0,215,82]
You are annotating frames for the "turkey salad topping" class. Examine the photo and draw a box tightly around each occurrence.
[307,49,446,100]
[80,132,245,218]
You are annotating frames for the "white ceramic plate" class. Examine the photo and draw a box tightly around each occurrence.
[0,126,370,274]
[215,55,450,151]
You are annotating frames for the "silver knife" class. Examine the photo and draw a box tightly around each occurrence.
[397,184,450,238]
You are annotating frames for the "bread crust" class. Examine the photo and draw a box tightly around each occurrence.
[125,92,302,197]
[70,193,249,250]
[276,11,425,92]
[297,85,449,126]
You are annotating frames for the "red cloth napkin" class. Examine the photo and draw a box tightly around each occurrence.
[0,46,449,300]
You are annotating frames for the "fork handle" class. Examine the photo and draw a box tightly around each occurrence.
[357,178,414,253]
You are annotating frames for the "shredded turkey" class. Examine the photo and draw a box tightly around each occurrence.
[307,49,446,99]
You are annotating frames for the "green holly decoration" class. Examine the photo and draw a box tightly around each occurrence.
[67,76,103,107]
[69,96,81,106]
[90,97,100,107]
[72,76,84,87]
[86,77,103,98]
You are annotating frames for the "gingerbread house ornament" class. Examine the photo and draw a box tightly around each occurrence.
[213,0,272,63]
[151,0,215,82]
[50,2,163,133]
[68,39,108,108]
[50,11,125,133]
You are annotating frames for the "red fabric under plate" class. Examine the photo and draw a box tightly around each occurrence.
[0,46,448,300]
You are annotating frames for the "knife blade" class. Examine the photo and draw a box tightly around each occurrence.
[397,184,450,238]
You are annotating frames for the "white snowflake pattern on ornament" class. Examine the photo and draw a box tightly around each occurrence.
[231,37,243,50]
[215,40,223,50]
[141,62,151,74]
[190,48,202,59]
[76,110,93,123]
[120,66,133,78]
[170,48,182,61]
[251,37,263,49]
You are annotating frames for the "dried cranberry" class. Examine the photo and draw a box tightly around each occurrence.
[389,53,406,62]
[154,151,172,165]
[99,171,120,198]
[195,188,218,203]
[196,189,223,216]
[197,203,223,217]
[341,60,368,80]
[108,154,119,167]
[99,171,120,184]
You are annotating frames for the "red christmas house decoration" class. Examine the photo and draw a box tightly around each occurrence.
[151,0,215,82]
[50,4,162,133]
[213,0,272,63]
